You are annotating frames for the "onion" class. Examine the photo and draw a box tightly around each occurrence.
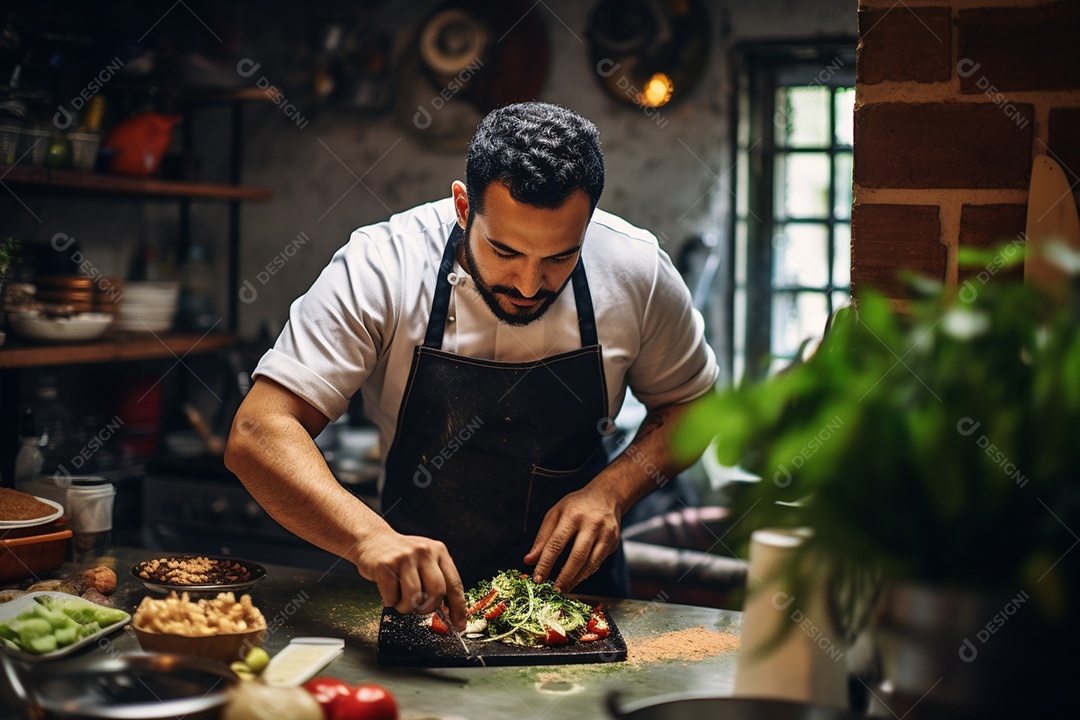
[222,681,323,720]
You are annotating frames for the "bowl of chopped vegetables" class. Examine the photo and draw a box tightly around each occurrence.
[0,592,130,660]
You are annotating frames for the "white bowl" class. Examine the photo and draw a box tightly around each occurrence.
[9,312,114,342]
[116,318,172,333]
[122,282,180,311]
[120,309,176,320]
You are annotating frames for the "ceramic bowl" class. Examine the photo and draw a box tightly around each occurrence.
[133,624,265,665]
[8,312,114,342]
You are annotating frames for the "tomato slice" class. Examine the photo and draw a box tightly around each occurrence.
[543,623,568,645]
[587,615,610,639]
[484,601,507,620]
[578,632,601,642]
[466,588,499,616]
[430,610,450,635]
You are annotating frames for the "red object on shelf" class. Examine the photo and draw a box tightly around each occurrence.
[0,529,73,581]
[103,112,180,177]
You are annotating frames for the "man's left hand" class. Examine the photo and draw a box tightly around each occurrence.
[523,484,622,592]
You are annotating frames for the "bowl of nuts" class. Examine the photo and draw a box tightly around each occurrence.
[132,590,267,664]
[131,555,266,595]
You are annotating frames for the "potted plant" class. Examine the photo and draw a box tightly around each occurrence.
[675,245,1080,717]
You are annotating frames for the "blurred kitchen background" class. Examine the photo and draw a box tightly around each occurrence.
[6,0,1069,608]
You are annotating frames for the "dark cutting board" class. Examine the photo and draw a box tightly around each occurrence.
[376,607,628,667]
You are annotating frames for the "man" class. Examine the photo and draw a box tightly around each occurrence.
[225,102,717,631]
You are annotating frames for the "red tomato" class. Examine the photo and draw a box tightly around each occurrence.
[578,632,601,642]
[543,624,568,645]
[332,683,398,720]
[484,601,507,620]
[430,610,450,635]
[304,677,350,718]
[587,615,610,639]
[466,588,499,615]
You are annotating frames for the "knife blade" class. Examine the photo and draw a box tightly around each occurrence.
[435,606,485,666]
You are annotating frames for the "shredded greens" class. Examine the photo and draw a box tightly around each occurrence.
[463,569,595,647]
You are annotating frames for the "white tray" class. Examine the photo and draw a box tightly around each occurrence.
[0,591,130,662]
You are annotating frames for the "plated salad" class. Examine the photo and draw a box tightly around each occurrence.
[429,569,611,647]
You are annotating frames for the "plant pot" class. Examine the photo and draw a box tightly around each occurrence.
[870,582,1067,719]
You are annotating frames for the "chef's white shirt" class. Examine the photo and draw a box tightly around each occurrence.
[253,197,719,461]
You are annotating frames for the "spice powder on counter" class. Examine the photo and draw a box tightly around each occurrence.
[627,625,740,666]
[0,488,55,521]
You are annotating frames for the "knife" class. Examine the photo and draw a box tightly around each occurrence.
[1025,154,1080,296]
[435,606,486,666]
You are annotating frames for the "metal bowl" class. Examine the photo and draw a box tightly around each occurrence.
[607,692,860,720]
[2,651,236,719]
[130,555,267,595]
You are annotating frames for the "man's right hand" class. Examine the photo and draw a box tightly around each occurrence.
[354,528,468,631]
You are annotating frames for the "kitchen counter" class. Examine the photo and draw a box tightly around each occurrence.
[76,547,742,719]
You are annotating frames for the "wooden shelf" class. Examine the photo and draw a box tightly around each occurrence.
[0,332,234,370]
[0,166,272,201]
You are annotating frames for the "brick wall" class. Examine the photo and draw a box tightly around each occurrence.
[853,0,1080,299]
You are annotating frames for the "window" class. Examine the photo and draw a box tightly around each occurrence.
[728,42,857,380]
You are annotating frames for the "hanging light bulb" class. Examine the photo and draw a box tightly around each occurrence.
[640,72,674,108]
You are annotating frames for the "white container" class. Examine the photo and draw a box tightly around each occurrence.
[24,476,115,563]
[733,528,849,710]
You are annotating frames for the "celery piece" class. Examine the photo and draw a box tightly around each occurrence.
[76,621,101,641]
[54,625,78,646]
[16,618,52,647]
[27,634,58,654]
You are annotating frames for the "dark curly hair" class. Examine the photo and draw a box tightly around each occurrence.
[465,102,605,215]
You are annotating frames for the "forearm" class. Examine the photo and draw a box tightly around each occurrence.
[225,408,391,566]
[591,401,697,517]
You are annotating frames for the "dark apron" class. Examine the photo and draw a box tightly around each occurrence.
[381,224,629,597]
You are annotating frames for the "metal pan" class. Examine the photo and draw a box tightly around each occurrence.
[606,692,860,720]
[2,651,236,719]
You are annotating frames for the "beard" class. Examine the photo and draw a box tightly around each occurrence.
[460,214,573,327]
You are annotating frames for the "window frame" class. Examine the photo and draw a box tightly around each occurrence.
[727,40,857,381]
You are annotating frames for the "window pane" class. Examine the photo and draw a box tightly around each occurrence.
[774,223,829,287]
[833,222,851,287]
[735,220,748,285]
[776,86,830,148]
[776,152,830,219]
[833,291,852,314]
[737,152,749,217]
[734,287,747,382]
[738,83,751,147]
[771,291,829,358]
[834,152,853,220]
[835,88,855,146]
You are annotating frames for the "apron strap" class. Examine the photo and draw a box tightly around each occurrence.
[423,224,463,349]
[423,221,599,349]
[570,256,598,347]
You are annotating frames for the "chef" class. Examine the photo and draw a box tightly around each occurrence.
[225,102,718,631]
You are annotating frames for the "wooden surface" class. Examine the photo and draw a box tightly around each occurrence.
[0,332,234,369]
[0,165,271,201]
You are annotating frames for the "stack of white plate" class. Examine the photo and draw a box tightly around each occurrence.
[118,281,180,333]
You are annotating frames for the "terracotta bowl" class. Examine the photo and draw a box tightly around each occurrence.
[133,624,266,665]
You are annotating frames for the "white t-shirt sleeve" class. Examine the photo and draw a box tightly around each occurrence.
[626,247,719,410]
[252,230,398,421]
